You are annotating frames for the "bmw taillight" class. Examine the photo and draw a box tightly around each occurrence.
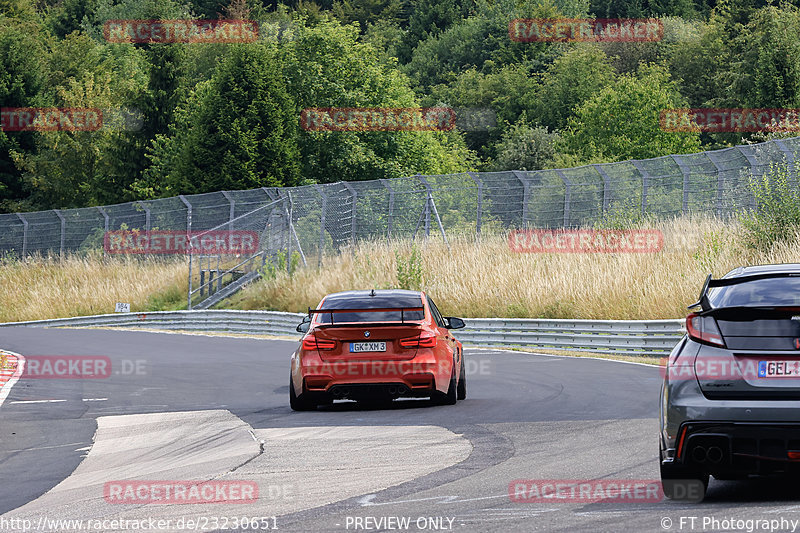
[399,334,437,348]
[302,335,336,350]
[686,313,725,348]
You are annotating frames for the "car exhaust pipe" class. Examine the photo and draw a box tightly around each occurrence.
[706,446,724,464]
[388,386,397,395]
[691,446,707,463]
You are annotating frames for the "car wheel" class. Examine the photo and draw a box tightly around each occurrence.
[289,376,316,411]
[660,463,708,501]
[435,358,458,405]
[456,355,466,400]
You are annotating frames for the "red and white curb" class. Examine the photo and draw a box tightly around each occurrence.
[0,349,25,407]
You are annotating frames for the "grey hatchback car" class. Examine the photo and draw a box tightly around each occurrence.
[661,264,800,499]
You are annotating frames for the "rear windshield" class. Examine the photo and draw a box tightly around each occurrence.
[708,277,800,308]
[315,294,425,323]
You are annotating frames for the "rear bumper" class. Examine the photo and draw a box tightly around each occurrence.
[665,422,800,477]
[299,359,441,399]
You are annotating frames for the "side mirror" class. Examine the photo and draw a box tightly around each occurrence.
[296,316,311,333]
[445,317,466,329]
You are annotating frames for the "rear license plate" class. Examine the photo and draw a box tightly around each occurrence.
[758,360,800,377]
[349,342,386,353]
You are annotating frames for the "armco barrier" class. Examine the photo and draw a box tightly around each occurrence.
[0,311,685,356]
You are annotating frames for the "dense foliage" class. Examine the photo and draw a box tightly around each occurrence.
[1,0,799,211]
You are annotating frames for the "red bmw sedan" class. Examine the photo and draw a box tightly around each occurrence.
[289,289,466,410]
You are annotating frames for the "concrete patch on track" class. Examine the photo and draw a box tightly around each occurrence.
[1,411,471,531]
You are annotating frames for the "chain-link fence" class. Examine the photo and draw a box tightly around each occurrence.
[2,137,798,264]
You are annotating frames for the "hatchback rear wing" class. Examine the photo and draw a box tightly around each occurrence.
[689,272,800,311]
[308,306,425,325]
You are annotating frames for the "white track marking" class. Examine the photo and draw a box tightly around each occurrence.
[9,399,67,404]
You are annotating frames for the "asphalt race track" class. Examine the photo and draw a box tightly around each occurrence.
[2,327,800,533]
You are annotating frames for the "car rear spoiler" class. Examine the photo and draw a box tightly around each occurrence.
[308,306,425,325]
[688,272,800,312]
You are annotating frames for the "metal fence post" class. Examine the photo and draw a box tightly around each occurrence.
[736,145,761,211]
[53,209,65,258]
[418,176,448,245]
[221,191,235,231]
[467,172,483,237]
[555,170,572,227]
[313,184,327,267]
[179,195,192,310]
[670,155,691,215]
[705,151,724,217]
[592,164,612,215]
[97,207,109,258]
[16,213,27,257]
[380,179,395,241]
[512,171,530,227]
[774,139,797,187]
[630,160,649,217]
[342,182,357,248]
[137,201,151,234]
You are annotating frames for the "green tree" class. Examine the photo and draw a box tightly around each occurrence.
[0,17,47,212]
[730,3,800,109]
[141,44,301,195]
[561,63,701,162]
[281,20,474,182]
[489,123,559,171]
[533,44,615,131]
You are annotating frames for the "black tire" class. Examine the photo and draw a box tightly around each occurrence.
[456,355,466,400]
[660,463,708,502]
[435,358,458,405]
[289,377,316,411]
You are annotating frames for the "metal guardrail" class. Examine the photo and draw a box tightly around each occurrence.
[0,311,685,356]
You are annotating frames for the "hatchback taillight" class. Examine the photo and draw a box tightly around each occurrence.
[302,335,336,350]
[686,313,725,347]
[399,334,437,348]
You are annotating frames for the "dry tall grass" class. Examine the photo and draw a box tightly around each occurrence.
[233,215,800,320]
[0,253,187,322]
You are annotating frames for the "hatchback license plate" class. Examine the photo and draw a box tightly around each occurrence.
[758,360,800,377]
[350,342,386,353]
